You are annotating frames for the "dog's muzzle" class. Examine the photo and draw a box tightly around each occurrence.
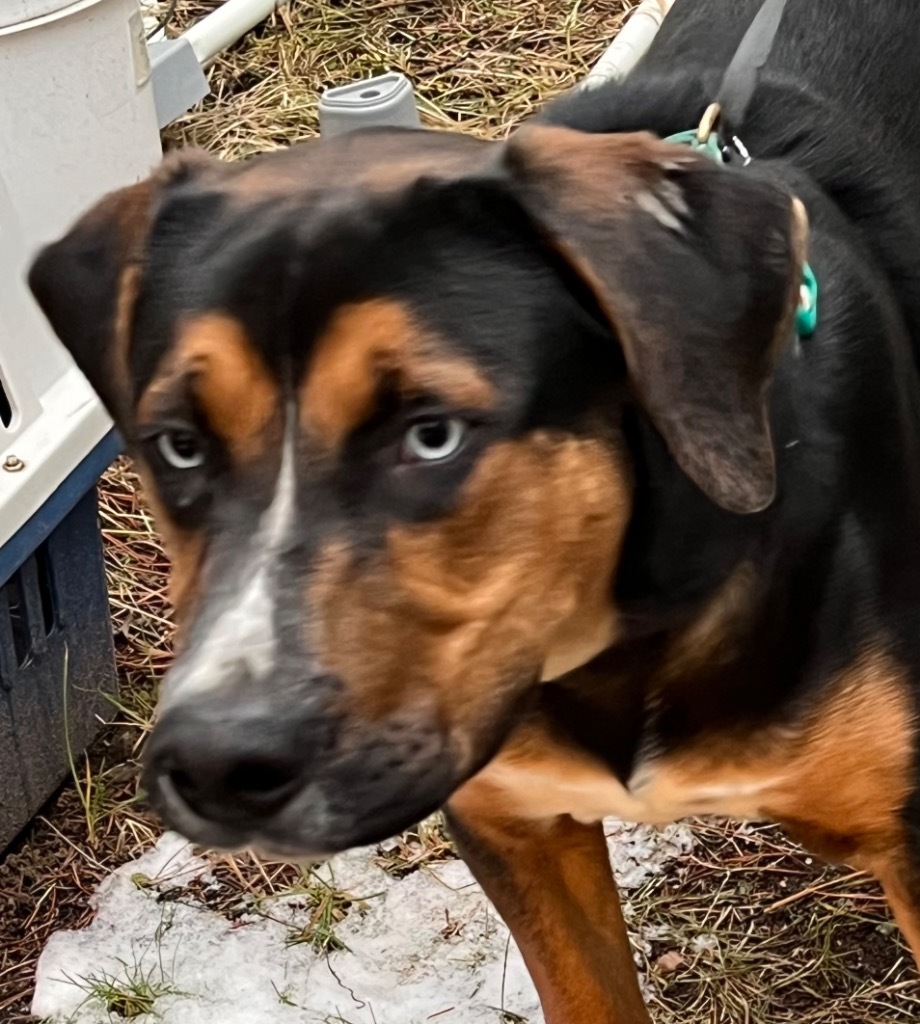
[142,687,457,858]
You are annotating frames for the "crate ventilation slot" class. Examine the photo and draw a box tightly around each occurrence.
[0,541,57,682]
[0,371,12,428]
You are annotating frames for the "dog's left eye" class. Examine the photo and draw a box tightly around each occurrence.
[157,429,206,470]
[401,416,466,463]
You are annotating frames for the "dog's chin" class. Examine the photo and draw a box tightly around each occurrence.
[148,766,454,863]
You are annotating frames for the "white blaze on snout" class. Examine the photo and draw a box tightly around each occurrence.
[160,412,299,710]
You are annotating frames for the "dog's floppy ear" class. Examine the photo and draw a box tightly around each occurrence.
[501,124,808,514]
[28,150,215,427]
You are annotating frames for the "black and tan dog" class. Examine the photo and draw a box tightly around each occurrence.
[28,0,920,1019]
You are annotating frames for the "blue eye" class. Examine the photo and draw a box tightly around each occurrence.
[157,429,205,469]
[401,417,466,463]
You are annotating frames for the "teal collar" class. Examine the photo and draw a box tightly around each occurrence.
[664,112,818,339]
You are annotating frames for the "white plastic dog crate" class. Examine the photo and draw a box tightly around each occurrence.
[0,0,161,848]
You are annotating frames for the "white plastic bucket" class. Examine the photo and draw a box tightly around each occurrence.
[0,0,161,254]
[0,0,161,548]
[0,0,76,32]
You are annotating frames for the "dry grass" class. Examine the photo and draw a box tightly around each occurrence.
[1,1,919,1021]
[161,0,630,154]
[633,822,920,1023]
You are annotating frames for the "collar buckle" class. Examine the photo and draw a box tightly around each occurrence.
[664,109,818,339]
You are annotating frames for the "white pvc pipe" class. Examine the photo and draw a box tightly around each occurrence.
[183,0,282,66]
[581,0,677,91]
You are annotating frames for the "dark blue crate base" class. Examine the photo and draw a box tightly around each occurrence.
[0,486,117,850]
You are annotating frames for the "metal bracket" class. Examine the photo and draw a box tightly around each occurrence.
[148,36,210,129]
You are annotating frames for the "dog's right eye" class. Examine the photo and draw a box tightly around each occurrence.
[156,429,206,470]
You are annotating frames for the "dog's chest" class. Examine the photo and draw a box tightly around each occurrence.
[482,654,916,837]
[483,744,786,827]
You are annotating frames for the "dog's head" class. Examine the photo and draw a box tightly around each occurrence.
[29,125,805,856]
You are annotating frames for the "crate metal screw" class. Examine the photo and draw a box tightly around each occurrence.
[3,455,25,472]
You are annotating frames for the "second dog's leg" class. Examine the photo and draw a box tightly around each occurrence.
[447,781,652,1024]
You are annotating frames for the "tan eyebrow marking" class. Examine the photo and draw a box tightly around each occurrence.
[300,297,495,448]
[138,312,282,462]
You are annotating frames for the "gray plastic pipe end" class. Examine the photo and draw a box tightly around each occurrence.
[318,72,420,138]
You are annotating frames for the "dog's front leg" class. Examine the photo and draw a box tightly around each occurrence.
[446,780,652,1024]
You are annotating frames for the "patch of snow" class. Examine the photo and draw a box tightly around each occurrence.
[690,934,719,954]
[32,821,694,1024]
[606,821,694,890]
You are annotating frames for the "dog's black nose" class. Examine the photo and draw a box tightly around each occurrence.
[145,702,320,826]
[168,750,303,822]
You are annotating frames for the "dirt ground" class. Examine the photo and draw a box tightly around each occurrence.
[2,2,920,1021]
